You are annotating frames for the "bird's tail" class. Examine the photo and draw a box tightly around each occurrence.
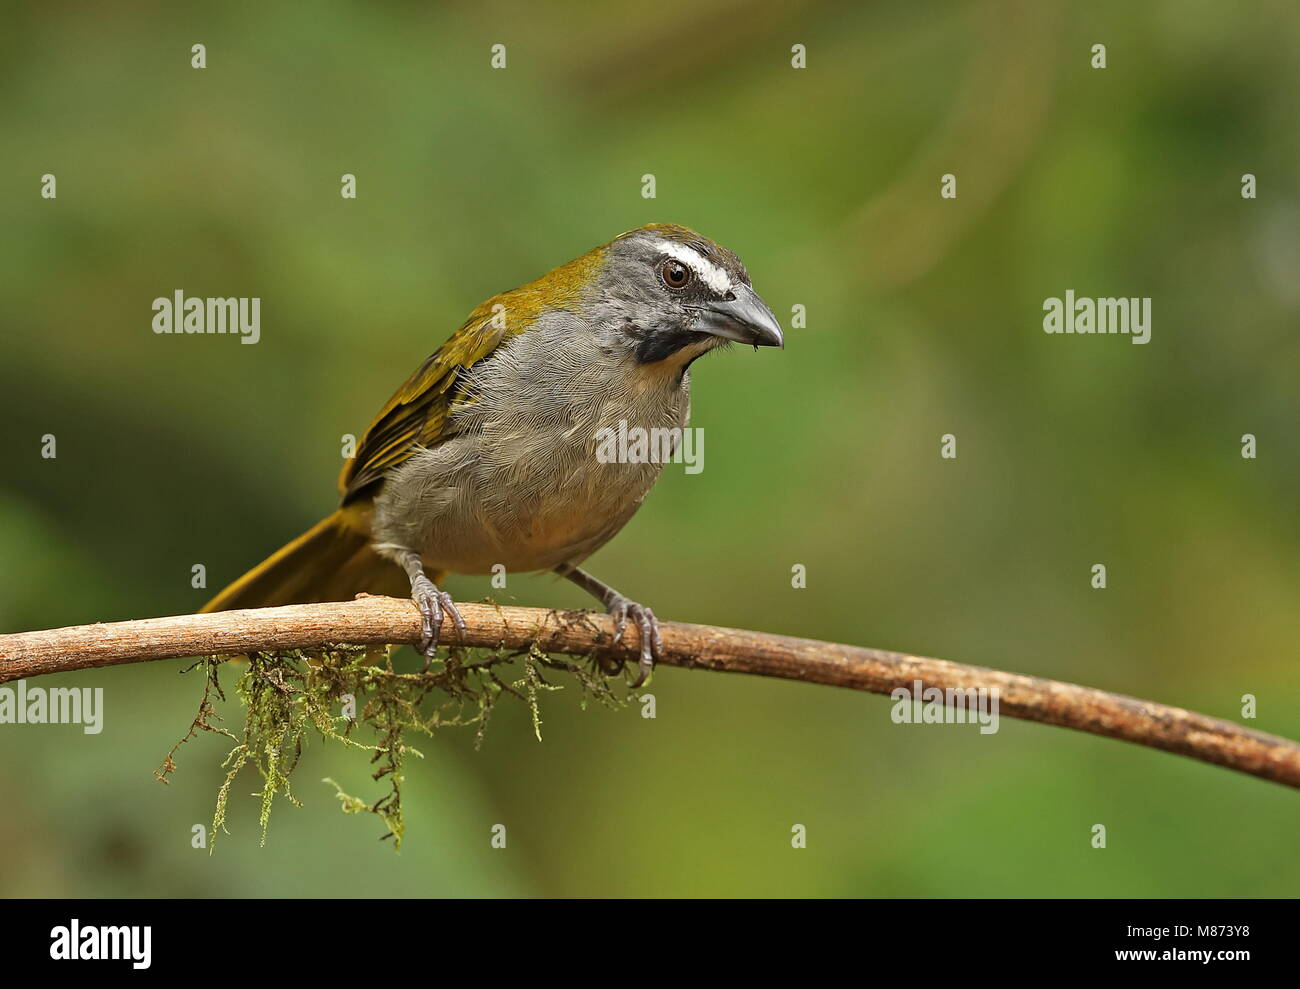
[201,505,410,613]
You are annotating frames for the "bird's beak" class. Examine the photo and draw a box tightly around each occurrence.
[694,284,785,349]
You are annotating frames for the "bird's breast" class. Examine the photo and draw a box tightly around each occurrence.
[372,324,692,576]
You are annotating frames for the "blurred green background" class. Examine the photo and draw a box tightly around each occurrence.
[2,0,1298,897]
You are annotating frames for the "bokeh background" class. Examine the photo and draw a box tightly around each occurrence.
[2,0,1297,897]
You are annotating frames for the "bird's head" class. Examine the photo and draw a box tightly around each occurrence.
[577,223,784,369]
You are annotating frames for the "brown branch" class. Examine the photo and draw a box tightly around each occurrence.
[1,596,1296,790]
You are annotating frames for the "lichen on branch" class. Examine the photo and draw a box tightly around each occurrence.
[156,638,625,850]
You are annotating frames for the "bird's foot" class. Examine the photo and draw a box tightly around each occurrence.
[606,594,664,689]
[410,574,466,671]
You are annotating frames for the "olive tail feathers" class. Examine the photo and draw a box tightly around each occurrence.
[200,508,408,613]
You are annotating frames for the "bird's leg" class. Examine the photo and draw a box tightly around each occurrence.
[555,565,663,688]
[397,550,466,670]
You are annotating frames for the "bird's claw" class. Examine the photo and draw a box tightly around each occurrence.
[607,595,663,689]
[411,575,466,671]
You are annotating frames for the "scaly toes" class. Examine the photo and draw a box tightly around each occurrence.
[607,596,631,647]
[629,604,660,689]
[601,595,665,686]
[410,577,444,667]
[439,591,467,641]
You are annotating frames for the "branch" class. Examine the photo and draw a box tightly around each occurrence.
[2,596,1296,790]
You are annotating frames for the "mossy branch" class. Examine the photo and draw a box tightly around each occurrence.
[2,596,1298,790]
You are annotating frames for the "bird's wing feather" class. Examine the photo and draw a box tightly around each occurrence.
[338,244,607,503]
[339,302,512,502]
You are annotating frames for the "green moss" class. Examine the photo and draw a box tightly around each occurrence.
[158,635,626,850]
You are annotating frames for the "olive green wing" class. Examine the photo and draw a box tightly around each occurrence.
[338,243,608,504]
[338,300,512,504]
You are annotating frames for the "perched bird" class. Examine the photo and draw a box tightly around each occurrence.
[203,223,783,685]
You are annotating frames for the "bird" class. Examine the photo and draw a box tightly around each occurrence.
[202,223,784,686]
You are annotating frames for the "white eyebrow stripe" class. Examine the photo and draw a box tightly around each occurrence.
[654,239,732,295]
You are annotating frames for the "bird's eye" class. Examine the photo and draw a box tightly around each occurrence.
[660,258,691,288]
